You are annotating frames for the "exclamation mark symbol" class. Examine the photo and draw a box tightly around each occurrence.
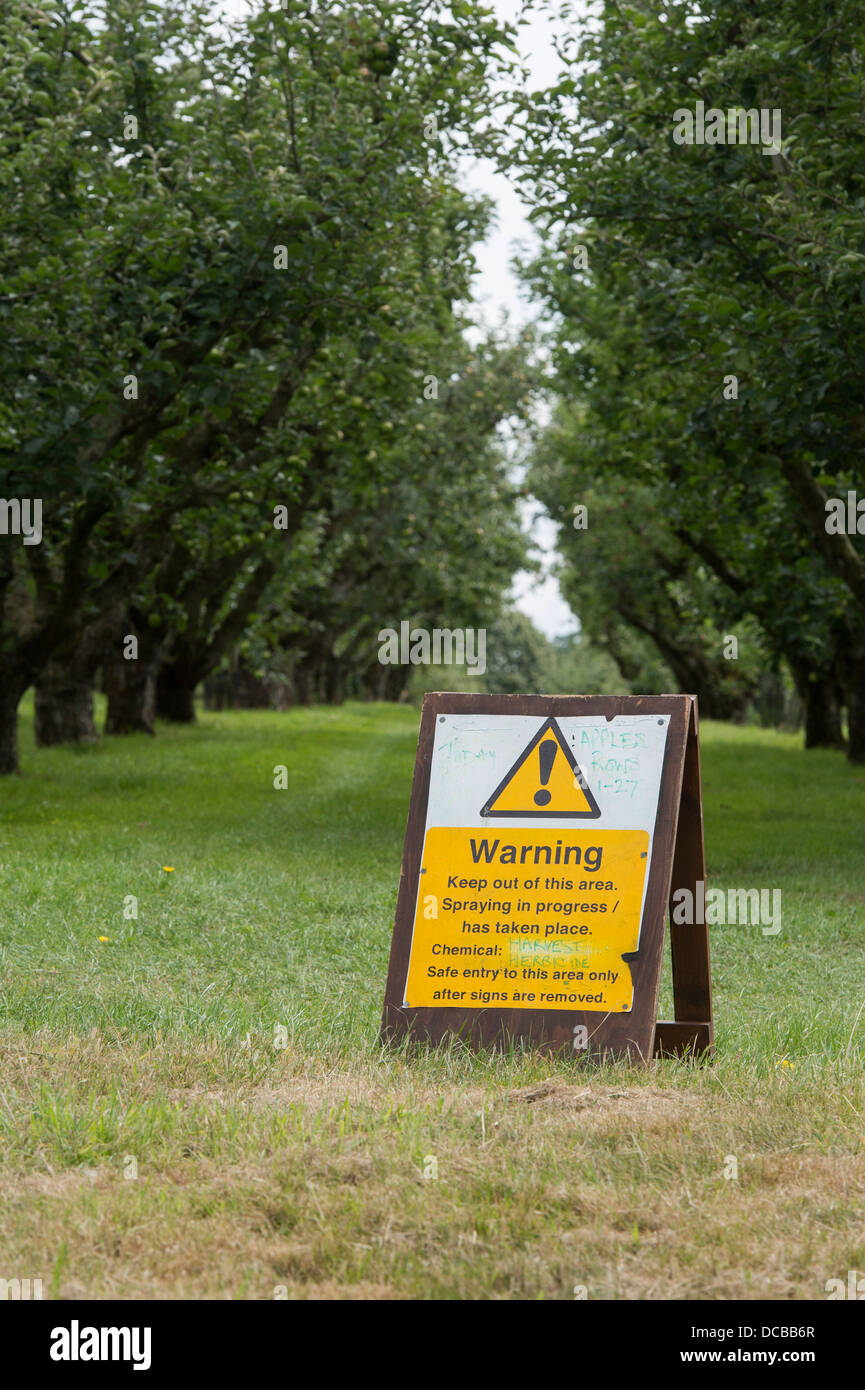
[534,739,557,807]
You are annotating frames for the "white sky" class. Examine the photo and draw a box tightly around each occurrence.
[460,0,579,641]
[218,0,578,639]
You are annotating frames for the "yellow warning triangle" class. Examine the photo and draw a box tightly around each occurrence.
[480,717,601,819]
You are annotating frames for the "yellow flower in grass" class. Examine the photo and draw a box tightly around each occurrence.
[162,865,175,873]
[98,936,111,943]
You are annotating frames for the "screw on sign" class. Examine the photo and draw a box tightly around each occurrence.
[381,693,713,1063]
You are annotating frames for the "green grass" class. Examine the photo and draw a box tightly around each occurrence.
[1,698,864,1299]
[1,696,407,1048]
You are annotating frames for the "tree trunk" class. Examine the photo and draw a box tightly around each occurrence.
[323,653,345,705]
[292,660,314,706]
[233,661,271,709]
[371,669,388,699]
[843,645,865,763]
[804,682,845,751]
[359,661,390,700]
[32,617,112,747]
[0,659,28,774]
[34,658,97,747]
[155,663,197,723]
[847,682,865,764]
[752,665,786,729]
[104,653,157,735]
[267,675,292,711]
[384,664,408,701]
[789,662,846,750]
[203,669,232,711]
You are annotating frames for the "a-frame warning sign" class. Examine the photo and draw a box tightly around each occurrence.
[479,716,601,819]
[381,693,714,1064]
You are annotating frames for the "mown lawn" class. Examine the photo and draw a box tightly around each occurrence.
[1,698,864,1299]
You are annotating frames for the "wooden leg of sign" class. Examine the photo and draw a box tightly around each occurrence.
[653,699,714,1060]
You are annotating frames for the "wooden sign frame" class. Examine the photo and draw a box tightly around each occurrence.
[381,693,713,1063]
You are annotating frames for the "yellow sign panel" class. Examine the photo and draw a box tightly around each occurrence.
[480,716,600,819]
[405,827,649,1012]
